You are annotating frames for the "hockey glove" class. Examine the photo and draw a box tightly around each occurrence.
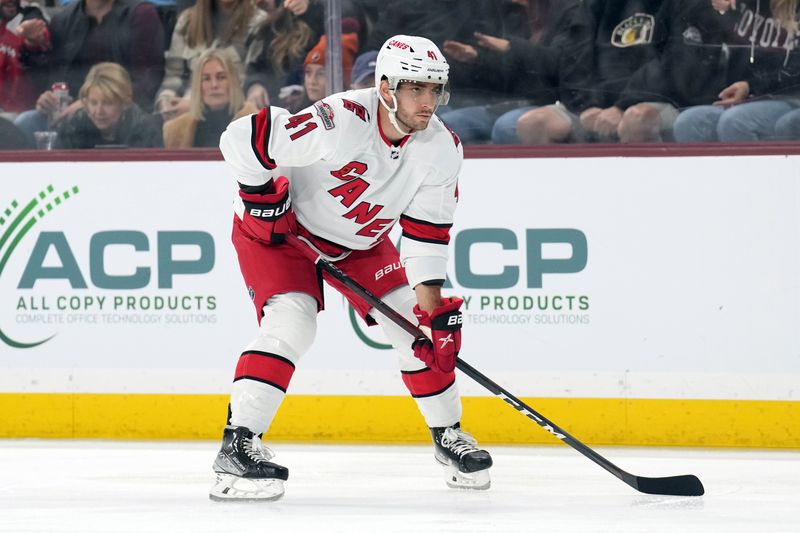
[412,297,463,373]
[238,176,297,244]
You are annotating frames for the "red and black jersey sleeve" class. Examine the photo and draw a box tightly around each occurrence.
[250,108,277,170]
[399,214,452,245]
[398,170,459,288]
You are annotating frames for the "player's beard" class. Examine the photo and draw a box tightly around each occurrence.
[395,106,432,132]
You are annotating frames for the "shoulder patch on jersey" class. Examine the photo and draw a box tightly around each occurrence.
[342,98,370,122]
[314,101,336,130]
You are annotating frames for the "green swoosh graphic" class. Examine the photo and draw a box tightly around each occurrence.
[0,199,20,226]
[0,328,55,348]
[0,217,36,275]
[0,198,38,252]
[0,185,78,349]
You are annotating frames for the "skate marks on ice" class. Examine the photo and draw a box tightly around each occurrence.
[0,441,798,533]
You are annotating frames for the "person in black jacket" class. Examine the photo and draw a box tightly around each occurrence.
[675,0,800,142]
[433,0,537,143]
[438,0,587,143]
[365,1,517,110]
[47,0,165,110]
[55,62,163,148]
[517,0,728,143]
[13,0,165,144]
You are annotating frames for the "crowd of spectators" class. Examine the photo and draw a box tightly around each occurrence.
[2,0,800,150]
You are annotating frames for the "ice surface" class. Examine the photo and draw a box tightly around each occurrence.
[1,440,798,533]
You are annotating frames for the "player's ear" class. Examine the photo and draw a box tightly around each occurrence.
[378,79,392,105]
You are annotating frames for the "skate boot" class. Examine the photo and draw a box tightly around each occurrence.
[209,425,289,501]
[431,423,492,490]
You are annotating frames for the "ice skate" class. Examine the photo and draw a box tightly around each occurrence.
[431,423,492,490]
[209,425,289,502]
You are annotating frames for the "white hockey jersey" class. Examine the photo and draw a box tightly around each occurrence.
[219,87,463,288]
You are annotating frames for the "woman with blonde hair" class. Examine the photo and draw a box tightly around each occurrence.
[163,48,257,148]
[157,0,266,121]
[56,62,162,149]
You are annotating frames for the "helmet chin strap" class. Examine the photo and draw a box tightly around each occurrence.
[379,91,412,136]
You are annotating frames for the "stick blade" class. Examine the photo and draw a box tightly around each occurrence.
[634,474,704,496]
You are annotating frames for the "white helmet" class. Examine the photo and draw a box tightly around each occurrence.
[376,35,450,103]
[375,35,450,134]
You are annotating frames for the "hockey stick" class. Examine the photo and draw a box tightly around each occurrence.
[284,233,704,497]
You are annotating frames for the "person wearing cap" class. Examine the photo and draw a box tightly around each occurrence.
[302,31,358,102]
[349,49,378,90]
[209,34,493,502]
[270,25,359,113]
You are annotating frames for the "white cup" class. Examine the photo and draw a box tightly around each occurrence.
[34,131,58,150]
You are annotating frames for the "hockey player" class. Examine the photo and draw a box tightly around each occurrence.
[210,35,493,502]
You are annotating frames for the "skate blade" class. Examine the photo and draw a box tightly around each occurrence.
[441,463,491,491]
[209,473,285,502]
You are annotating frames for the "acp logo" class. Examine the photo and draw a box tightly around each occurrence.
[0,184,79,348]
[349,227,589,350]
[2,185,215,350]
[453,228,587,288]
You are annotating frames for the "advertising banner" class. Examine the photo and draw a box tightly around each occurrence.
[2,156,799,401]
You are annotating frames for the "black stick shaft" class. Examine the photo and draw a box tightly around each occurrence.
[284,233,704,496]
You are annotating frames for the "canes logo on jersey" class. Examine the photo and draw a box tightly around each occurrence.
[327,161,394,238]
[612,14,655,47]
[314,101,336,130]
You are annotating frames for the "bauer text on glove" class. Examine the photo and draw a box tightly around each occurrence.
[412,297,463,373]
[238,176,297,244]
